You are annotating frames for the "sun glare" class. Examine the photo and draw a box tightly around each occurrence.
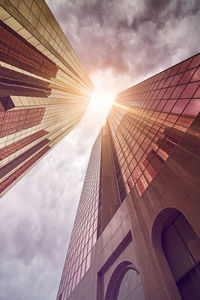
[85,87,116,126]
[85,70,122,126]
[89,88,115,111]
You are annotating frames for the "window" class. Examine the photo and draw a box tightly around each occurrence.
[117,268,145,300]
[105,262,145,300]
[162,213,200,300]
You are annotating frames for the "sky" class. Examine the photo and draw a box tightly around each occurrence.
[0,0,200,299]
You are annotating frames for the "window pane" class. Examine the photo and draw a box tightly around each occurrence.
[162,224,194,281]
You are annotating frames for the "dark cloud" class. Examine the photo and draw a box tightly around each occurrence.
[47,0,200,87]
[118,0,173,31]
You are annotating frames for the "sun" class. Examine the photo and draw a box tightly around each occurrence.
[89,88,115,112]
[85,70,119,125]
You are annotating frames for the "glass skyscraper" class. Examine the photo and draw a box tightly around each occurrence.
[0,0,93,198]
[58,53,200,300]
[57,134,101,298]
[108,52,200,198]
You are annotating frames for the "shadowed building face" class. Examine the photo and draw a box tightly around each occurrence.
[0,0,93,198]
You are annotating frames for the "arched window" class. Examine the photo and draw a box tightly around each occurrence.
[162,212,200,299]
[105,261,145,300]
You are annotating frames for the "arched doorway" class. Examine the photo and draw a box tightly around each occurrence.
[153,208,200,300]
[105,261,145,300]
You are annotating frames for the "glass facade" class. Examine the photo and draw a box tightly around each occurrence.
[57,134,101,300]
[108,53,200,197]
[0,129,47,160]
[0,0,93,197]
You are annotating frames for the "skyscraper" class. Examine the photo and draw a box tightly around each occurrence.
[57,52,200,300]
[0,0,93,198]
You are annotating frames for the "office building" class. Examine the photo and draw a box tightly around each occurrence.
[57,52,200,300]
[0,0,93,197]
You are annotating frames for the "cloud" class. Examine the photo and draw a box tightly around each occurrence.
[47,0,200,87]
[0,112,98,300]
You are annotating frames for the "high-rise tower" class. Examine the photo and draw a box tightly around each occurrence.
[0,0,93,198]
[57,134,101,299]
[57,52,200,300]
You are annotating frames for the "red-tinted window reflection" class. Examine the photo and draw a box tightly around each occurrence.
[171,85,186,98]
[190,68,200,82]
[163,100,176,113]
[182,82,200,98]
[183,99,200,117]
[178,59,192,73]
[189,54,200,69]
[171,99,190,115]
[170,74,182,86]
[179,69,196,84]
[194,87,200,98]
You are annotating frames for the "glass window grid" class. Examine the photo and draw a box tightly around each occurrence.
[0,2,93,191]
[109,54,200,196]
[0,145,50,193]
[1,3,93,92]
[0,129,47,160]
[57,137,101,299]
[0,105,85,168]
